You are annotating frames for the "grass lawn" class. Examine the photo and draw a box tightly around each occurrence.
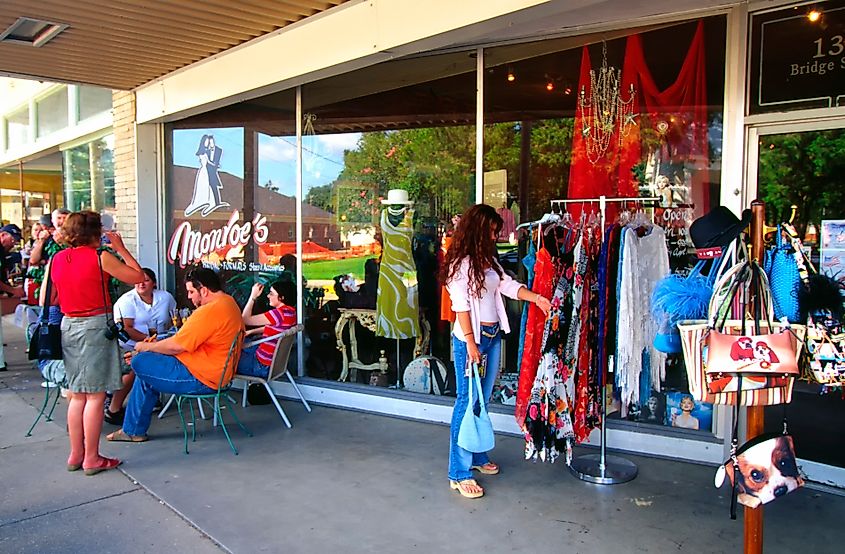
[303,255,373,281]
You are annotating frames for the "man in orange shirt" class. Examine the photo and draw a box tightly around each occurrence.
[107,267,243,442]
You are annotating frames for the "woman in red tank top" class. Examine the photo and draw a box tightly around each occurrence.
[48,211,144,475]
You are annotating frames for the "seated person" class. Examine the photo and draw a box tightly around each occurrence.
[107,267,243,442]
[238,280,297,377]
[105,268,177,425]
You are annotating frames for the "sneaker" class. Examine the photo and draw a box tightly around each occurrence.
[103,408,125,426]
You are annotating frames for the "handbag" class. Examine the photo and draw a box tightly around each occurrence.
[456,362,495,453]
[764,224,804,323]
[714,425,804,519]
[678,260,805,406]
[27,264,62,361]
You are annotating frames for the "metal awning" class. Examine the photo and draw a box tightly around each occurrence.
[0,0,349,90]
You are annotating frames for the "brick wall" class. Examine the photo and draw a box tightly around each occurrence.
[111,91,138,255]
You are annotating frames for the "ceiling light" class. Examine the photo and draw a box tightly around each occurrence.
[507,70,516,83]
[0,17,69,48]
[546,81,554,92]
[808,10,821,22]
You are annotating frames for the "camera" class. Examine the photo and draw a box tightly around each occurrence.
[104,319,131,342]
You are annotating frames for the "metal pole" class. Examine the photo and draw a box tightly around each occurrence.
[569,195,637,484]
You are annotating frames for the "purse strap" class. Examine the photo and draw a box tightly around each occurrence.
[465,362,486,413]
[96,249,112,323]
[40,262,55,323]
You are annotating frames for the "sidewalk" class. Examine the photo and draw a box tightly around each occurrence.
[2,316,844,554]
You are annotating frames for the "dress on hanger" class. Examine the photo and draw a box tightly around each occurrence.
[516,237,537,364]
[376,208,420,339]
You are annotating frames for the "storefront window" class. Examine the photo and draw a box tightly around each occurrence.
[6,106,29,149]
[78,86,113,121]
[483,16,726,422]
[300,60,476,393]
[36,87,68,137]
[63,134,115,212]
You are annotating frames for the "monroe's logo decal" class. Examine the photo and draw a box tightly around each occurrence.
[185,134,230,217]
[168,210,269,268]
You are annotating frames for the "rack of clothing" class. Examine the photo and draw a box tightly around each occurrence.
[516,195,664,485]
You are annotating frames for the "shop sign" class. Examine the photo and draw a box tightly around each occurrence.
[750,4,845,114]
[167,210,268,268]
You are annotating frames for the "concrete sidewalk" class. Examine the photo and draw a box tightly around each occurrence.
[2,316,844,554]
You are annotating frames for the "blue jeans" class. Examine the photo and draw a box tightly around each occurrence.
[123,352,214,437]
[448,324,502,482]
[236,344,270,377]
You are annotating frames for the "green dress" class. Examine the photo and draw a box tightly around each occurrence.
[376,208,420,338]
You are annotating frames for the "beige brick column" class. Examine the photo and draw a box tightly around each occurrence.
[112,91,138,255]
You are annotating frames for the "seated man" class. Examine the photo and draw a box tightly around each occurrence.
[107,267,244,442]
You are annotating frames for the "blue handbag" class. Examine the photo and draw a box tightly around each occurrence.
[764,225,802,323]
[457,363,495,453]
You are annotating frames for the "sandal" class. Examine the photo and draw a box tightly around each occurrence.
[450,479,484,499]
[67,462,82,472]
[106,429,148,443]
[471,462,500,475]
[83,456,122,476]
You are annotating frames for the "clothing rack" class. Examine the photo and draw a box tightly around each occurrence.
[546,195,659,485]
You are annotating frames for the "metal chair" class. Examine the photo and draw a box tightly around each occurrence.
[25,363,63,437]
[237,324,311,428]
[175,331,251,455]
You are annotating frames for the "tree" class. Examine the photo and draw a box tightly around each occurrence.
[757,129,845,237]
[263,179,279,192]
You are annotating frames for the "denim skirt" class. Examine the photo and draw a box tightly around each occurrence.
[61,315,122,393]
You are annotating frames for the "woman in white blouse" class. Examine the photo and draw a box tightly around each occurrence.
[105,268,176,425]
[442,204,550,499]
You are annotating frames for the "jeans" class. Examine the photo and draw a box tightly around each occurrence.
[448,324,502,482]
[236,344,270,377]
[123,352,214,436]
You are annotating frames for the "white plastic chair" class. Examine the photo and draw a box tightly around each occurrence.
[237,324,310,428]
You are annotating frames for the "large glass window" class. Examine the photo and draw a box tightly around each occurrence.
[78,86,113,121]
[36,87,69,137]
[63,134,115,212]
[299,58,476,392]
[483,16,726,419]
[6,106,29,149]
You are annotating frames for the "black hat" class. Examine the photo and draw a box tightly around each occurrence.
[0,224,22,242]
[689,206,752,249]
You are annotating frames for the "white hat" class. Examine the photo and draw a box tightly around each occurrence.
[381,189,414,205]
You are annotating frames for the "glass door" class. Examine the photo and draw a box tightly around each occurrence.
[748,121,845,488]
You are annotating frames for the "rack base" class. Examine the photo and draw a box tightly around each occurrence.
[569,453,638,485]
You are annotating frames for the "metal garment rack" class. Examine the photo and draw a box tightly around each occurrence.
[548,195,659,485]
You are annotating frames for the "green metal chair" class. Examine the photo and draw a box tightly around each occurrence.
[25,367,63,437]
[175,331,252,455]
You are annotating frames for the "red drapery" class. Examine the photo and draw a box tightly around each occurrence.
[567,20,709,211]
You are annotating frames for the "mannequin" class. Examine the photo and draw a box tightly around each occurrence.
[376,189,420,340]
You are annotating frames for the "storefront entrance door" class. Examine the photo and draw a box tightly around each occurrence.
[748,121,845,488]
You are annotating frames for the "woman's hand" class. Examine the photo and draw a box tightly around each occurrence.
[535,295,551,315]
[103,231,125,251]
[249,283,264,300]
[37,229,50,241]
[465,340,482,371]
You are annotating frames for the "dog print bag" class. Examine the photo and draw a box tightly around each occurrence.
[714,431,804,518]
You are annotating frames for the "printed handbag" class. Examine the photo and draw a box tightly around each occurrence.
[679,320,803,405]
[457,362,495,453]
[714,429,804,519]
[679,260,804,406]
[764,225,803,323]
[805,316,845,390]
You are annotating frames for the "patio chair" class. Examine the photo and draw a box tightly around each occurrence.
[25,361,64,437]
[175,331,251,455]
[237,324,311,428]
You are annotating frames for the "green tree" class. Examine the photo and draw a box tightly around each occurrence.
[757,129,845,237]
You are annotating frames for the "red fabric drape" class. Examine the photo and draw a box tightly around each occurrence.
[567,20,709,210]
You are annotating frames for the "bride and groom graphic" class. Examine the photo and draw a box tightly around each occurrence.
[185,134,230,217]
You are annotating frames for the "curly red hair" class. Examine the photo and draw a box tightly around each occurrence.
[441,204,503,298]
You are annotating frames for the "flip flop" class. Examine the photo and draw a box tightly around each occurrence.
[471,462,500,475]
[67,463,82,472]
[83,456,122,476]
[450,479,484,499]
[106,429,148,443]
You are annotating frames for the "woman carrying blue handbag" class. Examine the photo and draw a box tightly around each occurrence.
[443,204,551,499]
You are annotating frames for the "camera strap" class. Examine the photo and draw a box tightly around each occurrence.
[96,248,113,325]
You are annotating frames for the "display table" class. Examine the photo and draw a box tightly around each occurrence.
[335,308,430,382]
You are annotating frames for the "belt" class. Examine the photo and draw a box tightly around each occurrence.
[480,323,500,338]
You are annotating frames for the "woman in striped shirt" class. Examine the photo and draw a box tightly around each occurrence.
[237,280,297,376]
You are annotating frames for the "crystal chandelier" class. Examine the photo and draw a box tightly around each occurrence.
[578,42,637,164]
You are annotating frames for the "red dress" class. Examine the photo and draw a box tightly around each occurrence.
[514,247,555,427]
